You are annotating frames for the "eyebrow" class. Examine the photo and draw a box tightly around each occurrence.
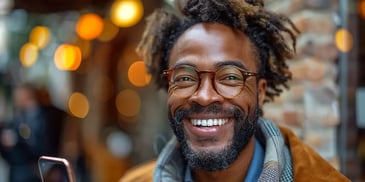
[215,60,249,70]
[170,62,196,70]
[170,60,250,70]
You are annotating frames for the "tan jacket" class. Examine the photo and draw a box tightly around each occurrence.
[120,126,350,182]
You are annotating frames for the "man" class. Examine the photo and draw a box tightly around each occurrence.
[0,83,66,182]
[121,0,350,181]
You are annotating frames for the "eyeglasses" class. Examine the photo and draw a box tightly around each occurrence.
[163,65,259,98]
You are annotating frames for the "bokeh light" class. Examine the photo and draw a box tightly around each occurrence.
[116,89,141,117]
[110,0,144,27]
[106,130,132,158]
[76,13,104,40]
[54,44,82,71]
[68,92,89,118]
[19,42,38,67]
[98,19,120,42]
[128,61,151,87]
[19,123,31,139]
[335,29,353,53]
[29,26,51,49]
[359,0,365,19]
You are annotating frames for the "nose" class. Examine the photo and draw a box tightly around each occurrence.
[188,75,224,106]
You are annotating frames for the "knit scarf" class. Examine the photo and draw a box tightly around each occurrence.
[256,118,293,182]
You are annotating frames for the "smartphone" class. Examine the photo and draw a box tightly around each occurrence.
[38,156,75,182]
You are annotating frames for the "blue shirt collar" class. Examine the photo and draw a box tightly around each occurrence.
[244,138,264,182]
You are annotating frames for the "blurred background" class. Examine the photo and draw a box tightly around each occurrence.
[0,0,364,181]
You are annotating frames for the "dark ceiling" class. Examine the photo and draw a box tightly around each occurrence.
[13,0,114,13]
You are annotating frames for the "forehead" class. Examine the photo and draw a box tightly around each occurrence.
[168,23,258,71]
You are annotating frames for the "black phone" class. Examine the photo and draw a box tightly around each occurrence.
[38,156,75,182]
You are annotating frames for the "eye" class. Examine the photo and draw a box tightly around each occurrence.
[218,73,243,85]
[223,75,241,81]
[174,75,196,83]
[171,66,198,88]
[216,66,244,86]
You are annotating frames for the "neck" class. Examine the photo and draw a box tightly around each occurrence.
[192,136,255,182]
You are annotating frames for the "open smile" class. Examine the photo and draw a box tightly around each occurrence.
[185,117,233,139]
[190,118,229,127]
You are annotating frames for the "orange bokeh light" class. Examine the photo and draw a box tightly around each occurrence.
[19,42,38,67]
[335,29,353,53]
[68,92,89,118]
[29,26,51,49]
[128,61,151,87]
[76,13,104,40]
[54,44,82,71]
[116,89,141,117]
[359,0,365,19]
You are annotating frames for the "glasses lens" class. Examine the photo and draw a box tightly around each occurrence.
[215,66,245,98]
[167,65,249,98]
[170,66,199,98]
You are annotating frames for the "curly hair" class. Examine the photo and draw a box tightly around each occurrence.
[136,0,299,101]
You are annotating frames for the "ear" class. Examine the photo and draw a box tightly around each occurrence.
[257,79,267,107]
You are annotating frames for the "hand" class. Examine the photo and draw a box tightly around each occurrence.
[1,129,17,148]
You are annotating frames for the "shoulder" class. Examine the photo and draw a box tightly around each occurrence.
[279,126,350,181]
[119,160,156,182]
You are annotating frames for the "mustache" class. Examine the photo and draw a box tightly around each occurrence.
[173,103,245,124]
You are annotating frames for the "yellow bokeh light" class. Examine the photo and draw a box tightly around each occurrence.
[76,13,104,40]
[68,92,89,118]
[116,89,141,117]
[128,61,151,87]
[54,44,82,71]
[110,0,144,27]
[335,29,353,53]
[359,0,365,19]
[98,19,120,42]
[29,26,51,49]
[19,43,38,67]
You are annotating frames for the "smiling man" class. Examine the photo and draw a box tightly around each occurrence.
[121,0,350,181]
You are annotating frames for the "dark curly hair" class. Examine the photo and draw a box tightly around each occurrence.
[136,0,299,101]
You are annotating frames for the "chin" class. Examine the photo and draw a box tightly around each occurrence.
[168,103,260,171]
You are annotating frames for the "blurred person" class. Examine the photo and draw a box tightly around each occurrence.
[121,0,350,181]
[0,83,66,182]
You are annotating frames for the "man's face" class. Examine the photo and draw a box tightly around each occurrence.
[167,23,266,171]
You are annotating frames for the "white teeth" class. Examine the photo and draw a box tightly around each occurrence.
[202,120,207,126]
[190,119,228,127]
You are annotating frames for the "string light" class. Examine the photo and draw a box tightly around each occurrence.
[68,92,89,118]
[76,13,104,40]
[110,0,144,27]
[335,29,353,53]
[54,44,82,71]
[128,61,151,87]
[29,26,51,49]
[19,43,38,67]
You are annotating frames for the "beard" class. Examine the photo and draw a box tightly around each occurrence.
[168,101,260,171]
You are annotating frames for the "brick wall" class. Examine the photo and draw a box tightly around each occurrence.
[264,0,340,169]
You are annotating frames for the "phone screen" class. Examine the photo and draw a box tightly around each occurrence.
[38,156,75,182]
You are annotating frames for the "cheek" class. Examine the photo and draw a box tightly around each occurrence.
[231,87,257,111]
[167,94,185,116]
